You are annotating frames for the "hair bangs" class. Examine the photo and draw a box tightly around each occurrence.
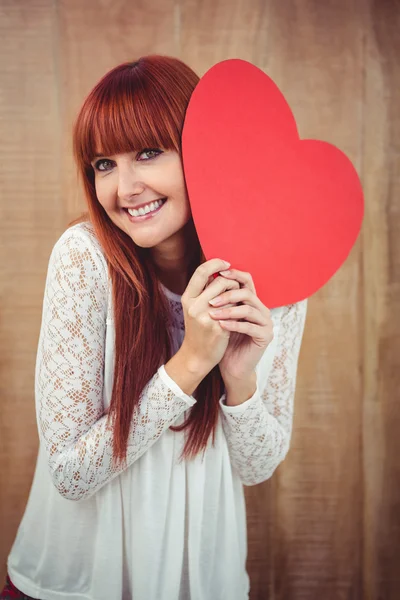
[75,69,183,170]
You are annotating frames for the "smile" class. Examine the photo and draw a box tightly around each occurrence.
[123,198,167,222]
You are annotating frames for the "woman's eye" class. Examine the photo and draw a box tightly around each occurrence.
[138,148,162,160]
[93,149,162,171]
[94,159,113,171]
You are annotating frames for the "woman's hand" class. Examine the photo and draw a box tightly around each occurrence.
[207,269,274,382]
[180,259,241,374]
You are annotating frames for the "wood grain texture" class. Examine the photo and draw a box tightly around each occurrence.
[362,2,400,599]
[1,1,399,598]
[0,0,63,587]
[57,0,179,222]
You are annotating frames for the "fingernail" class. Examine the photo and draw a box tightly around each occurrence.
[223,261,231,267]
[209,308,223,315]
[209,297,222,306]
[219,270,231,276]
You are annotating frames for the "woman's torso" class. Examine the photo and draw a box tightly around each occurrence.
[7,222,253,600]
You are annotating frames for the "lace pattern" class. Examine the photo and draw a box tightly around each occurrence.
[219,300,308,485]
[160,284,185,331]
[36,221,307,499]
[36,225,194,501]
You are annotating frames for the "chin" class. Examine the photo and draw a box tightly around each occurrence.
[126,230,167,249]
[131,239,159,249]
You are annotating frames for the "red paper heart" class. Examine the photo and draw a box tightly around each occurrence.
[181,59,364,308]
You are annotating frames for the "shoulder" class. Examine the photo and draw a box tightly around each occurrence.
[50,221,108,275]
[53,221,104,256]
[46,221,110,295]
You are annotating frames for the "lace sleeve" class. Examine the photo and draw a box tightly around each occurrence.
[219,300,308,486]
[36,228,196,501]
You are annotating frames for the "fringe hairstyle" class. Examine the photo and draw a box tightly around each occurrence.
[70,55,224,467]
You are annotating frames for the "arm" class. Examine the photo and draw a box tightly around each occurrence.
[36,228,197,501]
[218,299,308,485]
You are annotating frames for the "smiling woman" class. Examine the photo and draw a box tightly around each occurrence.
[69,56,216,457]
[3,55,307,600]
[89,144,191,249]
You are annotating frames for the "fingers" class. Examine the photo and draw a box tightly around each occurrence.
[184,259,231,299]
[209,304,268,326]
[217,319,274,346]
[207,287,269,316]
[219,268,257,294]
[201,276,240,305]
[205,267,273,346]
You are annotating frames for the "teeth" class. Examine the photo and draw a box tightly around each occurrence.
[128,199,164,217]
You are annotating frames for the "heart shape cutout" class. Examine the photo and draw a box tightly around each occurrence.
[181,59,364,308]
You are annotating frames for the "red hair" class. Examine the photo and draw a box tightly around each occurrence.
[70,55,224,466]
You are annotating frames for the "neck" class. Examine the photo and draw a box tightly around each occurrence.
[151,220,199,296]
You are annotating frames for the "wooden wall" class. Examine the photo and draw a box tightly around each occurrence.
[1,1,399,598]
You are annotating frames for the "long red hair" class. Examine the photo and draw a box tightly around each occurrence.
[70,55,224,467]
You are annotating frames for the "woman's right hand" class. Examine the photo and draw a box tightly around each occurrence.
[180,259,240,373]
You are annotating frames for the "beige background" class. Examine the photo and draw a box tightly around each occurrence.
[1,1,399,598]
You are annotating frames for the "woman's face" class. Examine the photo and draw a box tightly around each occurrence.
[91,148,192,248]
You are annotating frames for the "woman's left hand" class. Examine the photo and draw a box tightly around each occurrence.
[208,269,274,382]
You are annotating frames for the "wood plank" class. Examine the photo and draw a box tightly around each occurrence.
[362,2,400,598]
[56,0,179,222]
[0,0,61,587]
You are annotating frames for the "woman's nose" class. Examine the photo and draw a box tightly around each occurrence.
[117,167,145,198]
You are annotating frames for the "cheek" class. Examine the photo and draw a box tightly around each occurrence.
[174,186,190,215]
[95,182,113,210]
[171,171,189,202]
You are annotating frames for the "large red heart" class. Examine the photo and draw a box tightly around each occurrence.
[181,59,364,308]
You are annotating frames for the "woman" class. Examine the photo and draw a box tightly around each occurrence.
[2,55,308,600]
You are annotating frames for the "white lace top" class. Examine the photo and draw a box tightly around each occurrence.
[7,222,308,600]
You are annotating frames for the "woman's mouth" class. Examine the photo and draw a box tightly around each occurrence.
[123,198,167,223]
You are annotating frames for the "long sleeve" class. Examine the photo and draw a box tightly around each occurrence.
[218,299,308,486]
[35,227,196,501]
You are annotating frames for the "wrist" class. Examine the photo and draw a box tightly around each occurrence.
[179,343,214,378]
[223,371,257,406]
[164,346,213,397]
[222,370,257,390]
